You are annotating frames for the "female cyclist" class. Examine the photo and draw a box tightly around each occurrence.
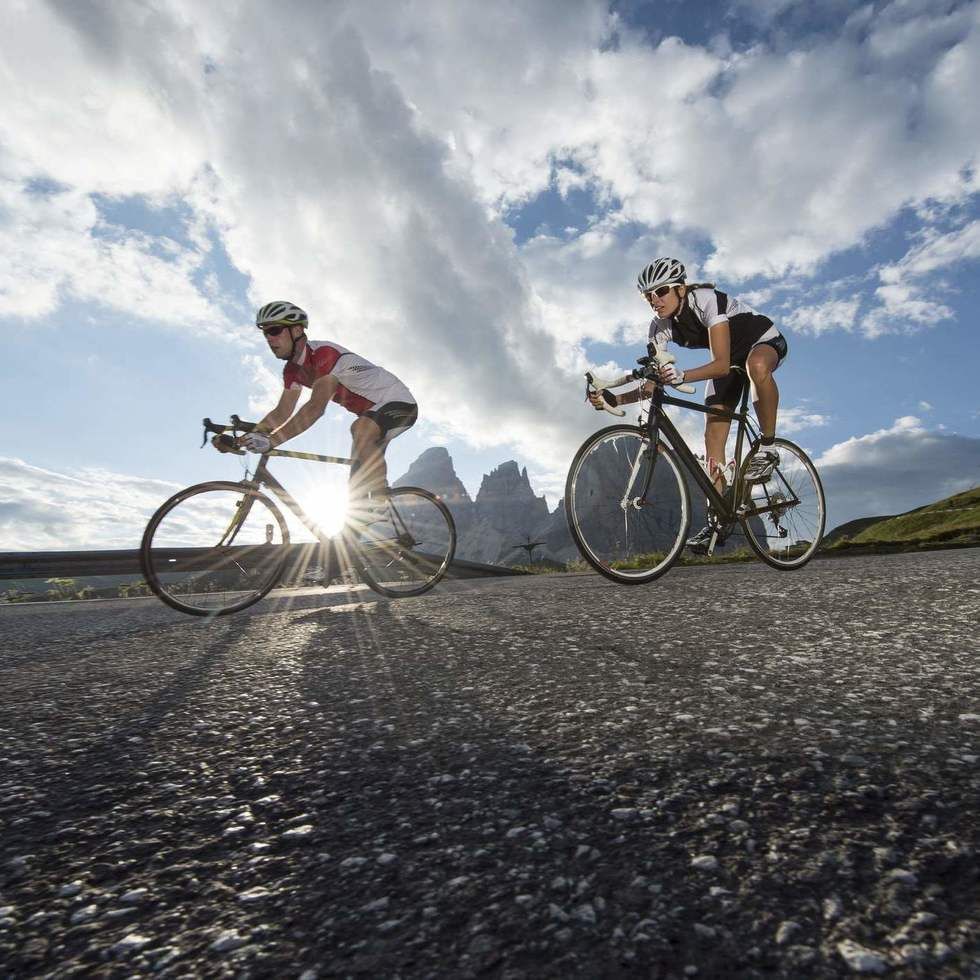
[591,258,788,553]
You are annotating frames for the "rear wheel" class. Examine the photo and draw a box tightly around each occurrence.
[140,481,289,616]
[354,486,456,597]
[739,438,825,569]
[565,425,691,584]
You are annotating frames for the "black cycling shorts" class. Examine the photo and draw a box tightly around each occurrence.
[705,334,788,409]
[362,401,418,444]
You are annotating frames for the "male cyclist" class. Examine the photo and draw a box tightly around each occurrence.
[590,258,787,554]
[215,301,417,529]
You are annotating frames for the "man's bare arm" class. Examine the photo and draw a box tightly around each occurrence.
[269,374,339,447]
[215,387,301,453]
[255,387,301,433]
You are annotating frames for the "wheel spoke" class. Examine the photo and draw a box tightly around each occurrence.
[740,439,825,569]
[141,484,290,615]
[566,427,690,584]
[356,488,456,597]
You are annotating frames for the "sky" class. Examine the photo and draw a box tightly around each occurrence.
[2,0,979,551]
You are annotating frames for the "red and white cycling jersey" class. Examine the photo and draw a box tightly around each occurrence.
[283,340,415,416]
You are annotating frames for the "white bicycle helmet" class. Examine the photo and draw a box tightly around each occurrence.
[256,301,308,328]
[637,258,686,293]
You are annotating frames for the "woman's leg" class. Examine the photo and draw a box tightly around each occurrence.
[704,414,733,493]
[747,344,780,440]
[687,410,734,550]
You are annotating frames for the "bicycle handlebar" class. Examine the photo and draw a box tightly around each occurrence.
[585,346,696,414]
[584,372,627,416]
[201,415,259,453]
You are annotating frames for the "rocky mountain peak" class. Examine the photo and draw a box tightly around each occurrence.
[476,461,536,503]
[393,447,565,564]
[394,446,471,505]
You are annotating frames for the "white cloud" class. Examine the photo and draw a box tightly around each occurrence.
[352,0,980,280]
[522,219,706,349]
[2,0,980,483]
[0,180,231,330]
[0,457,179,551]
[783,298,860,337]
[864,217,980,334]
[0,453,353,553]
[881,220,980,281]
[0,2,204,192]
[243,354,285,417]
[816,416,980,528]
[778,406,830,434]
[1,3,589,470]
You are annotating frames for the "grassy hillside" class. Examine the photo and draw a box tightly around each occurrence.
[826,485,980,551]
[823,513,896,545]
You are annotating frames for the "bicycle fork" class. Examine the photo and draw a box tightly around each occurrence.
[617,438,662,554]
[619,443,652,514]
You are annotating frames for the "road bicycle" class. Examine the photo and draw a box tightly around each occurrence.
[566,347,826,584]
[140,416,456,616]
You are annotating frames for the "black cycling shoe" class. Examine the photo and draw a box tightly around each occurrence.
[686,523,728,556]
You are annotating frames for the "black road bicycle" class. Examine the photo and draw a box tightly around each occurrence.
[566,348,826,584]
[140,416,456,616]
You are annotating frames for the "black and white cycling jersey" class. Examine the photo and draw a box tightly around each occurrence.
[649,287,780,364]
[648,287,787,408]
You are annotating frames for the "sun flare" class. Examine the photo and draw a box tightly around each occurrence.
[304,481,350,537]
[282,468,351,540]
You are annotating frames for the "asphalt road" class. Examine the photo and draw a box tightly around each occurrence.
[1,550,978,978]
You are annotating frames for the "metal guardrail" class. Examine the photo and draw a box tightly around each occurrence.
[0,547,527,582]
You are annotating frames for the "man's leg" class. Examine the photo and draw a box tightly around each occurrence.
[747,344,780,441]
[349,416,387,505]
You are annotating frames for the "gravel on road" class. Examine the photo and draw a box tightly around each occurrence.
[1,549,978,978]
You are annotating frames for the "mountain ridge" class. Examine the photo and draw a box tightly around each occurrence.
[396,448,980,565]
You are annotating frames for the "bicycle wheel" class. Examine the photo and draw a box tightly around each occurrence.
[565,425,691,584]
[140,481,290,616]
[738,438,825,570]
[355,486,456,598]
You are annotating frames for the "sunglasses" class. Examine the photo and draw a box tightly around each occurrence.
[646,284,675,299]
[259,324,290,337]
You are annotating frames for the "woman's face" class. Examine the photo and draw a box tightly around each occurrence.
[645,285,683,318]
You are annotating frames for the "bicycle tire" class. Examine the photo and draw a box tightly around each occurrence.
[738,438,825,570]
[565,424,691,584]
[355,486,456,598]
[140,481,290,616]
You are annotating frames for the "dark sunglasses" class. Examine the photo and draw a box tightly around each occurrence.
[259,324,290,337]
[646,284,674,299]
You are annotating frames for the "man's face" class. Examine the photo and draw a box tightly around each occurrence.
[260,323,301,359]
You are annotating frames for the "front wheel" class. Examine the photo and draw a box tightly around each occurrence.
[354,486,456,598]
[738,438,825,570]
[565,425,691,584]
[140,481,290,616]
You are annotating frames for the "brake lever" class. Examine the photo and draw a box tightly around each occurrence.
[584,371,626,417]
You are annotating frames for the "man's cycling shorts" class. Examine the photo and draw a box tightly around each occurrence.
[705,333,788,409]
[362,401,418,445]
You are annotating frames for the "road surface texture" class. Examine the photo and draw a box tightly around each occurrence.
[1,549,978,979]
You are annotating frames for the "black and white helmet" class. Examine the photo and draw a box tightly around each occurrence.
[637,258,686,293]
[256,301,308,328]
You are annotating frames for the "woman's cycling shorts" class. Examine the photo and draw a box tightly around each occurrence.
[705,333,788,409]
